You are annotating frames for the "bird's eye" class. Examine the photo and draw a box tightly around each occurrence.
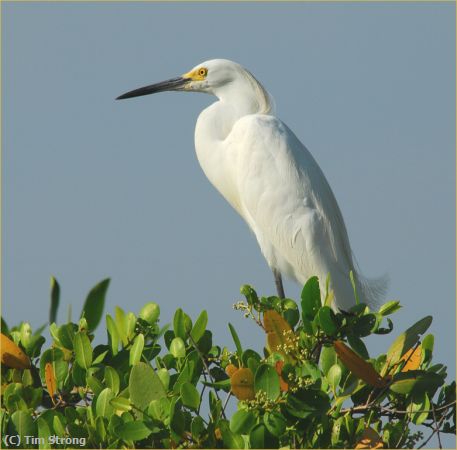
[198,68,208,77]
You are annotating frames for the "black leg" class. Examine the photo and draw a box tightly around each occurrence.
[273,269,285,299]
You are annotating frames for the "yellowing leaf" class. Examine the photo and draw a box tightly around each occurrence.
[400,345,422,372]
[230,367,255,400]
[275,360,289,392]
[355,427,384,449]
[263,310,291,334]
[225,364,238,378]
[264,310,295,361]
[1,333,31,370]
[334,340,385,388]
[45,362,57,405]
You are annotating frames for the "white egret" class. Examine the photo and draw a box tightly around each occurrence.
[117,59,386,310]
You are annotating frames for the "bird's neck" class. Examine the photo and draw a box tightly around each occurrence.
[197,75,273,142]
[193,75,273,214]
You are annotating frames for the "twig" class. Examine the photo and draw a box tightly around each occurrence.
[431,403,442,449]
[222,391,232,415]
[188,332,226,419]
[395,414,411,448]
[418,415,446,449]
[380,400,456,415]
[197,383,206,416]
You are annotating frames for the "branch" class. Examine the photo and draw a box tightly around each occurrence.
[418,414,446,449]
[431,403,442,449]
[188,331,227,419]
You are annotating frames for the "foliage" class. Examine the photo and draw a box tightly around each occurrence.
[0,276,455,449]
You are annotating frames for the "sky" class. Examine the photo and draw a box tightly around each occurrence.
[2,1,456,444]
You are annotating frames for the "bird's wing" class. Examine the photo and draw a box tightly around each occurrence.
[228,114,358,305]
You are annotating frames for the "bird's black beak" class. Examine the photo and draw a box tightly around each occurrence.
[116,76,191,100]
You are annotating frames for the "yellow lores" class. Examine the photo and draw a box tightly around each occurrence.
[182,67,208,81]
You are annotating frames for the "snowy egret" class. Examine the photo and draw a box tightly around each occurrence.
[117,59,386,310]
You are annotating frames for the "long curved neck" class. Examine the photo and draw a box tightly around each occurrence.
[193,72,273,213]
[197,71,273,142]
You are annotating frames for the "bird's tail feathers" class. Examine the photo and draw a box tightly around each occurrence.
[357,272,389,310]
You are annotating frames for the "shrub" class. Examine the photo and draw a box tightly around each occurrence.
[1,276,455,448]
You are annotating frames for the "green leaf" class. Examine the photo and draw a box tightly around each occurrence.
[96,388,115,418]
[49,322,62,346]
[129,333,144,366]
[115,421,152,441]
[129,362,166,411]
[320,345,337,375]
[191,416,205,440]
[201,378,231,391]
[138,302,160,324]
[37,417,51,449]
[230,409,257,435]
[156,368,170,390]
[87,375,104,396]
[318,306,337,335]
[378,300,401,316]
[331,416,345,447]
[95,416,107,443]
[106,314,119,356]
[115,307,128,346]
[390,377,417,394]
[241,284,259,306]
[126,312,136,342]
[409,392,430,425]
[53,414,66,436]
[80,278,110,332]
[72,364,86,386]
[286,390,330,419]
[9,410,36,444]
[57,323,76,350]
[173,360,195,394]
[74,332,93,369]
[228,323,243,358]
[190,310,208,343]
[173,308,192,340]
[148,397,171,422]
[263,411,286,437]
[387,316,433,365]
[389,371,442,396]
[110,396,132,413]
[170,337,186,358]
[180,382,200,410]
[49,276,60,324]
[254,364,280,400]
[347,333,369,360]
[219,420,245,449]
[327,364,342,391]
[169,398,185,441]
[104,366,120,395]
[353,314,377,337]
[301,276,321,320]
[422,334,434,365]
[249,423,278,449]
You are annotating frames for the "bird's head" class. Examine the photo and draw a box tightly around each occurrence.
[117,59,273,115]
[117,59,259,99]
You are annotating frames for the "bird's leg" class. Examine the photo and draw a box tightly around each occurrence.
[273,269,285,299]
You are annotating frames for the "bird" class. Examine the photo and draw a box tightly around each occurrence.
[117,59,387,310]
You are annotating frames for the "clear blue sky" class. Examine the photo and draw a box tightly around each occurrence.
[2,2,455,442]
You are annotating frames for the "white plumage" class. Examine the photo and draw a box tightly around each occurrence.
[117,58,387,310]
